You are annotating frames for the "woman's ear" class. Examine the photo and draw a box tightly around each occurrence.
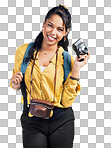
[43,21,45,28]
[66,28,69,35]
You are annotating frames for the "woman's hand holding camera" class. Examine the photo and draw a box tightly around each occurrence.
[71,50,90,78]
[75,50,90,68]
[10,72,23,90]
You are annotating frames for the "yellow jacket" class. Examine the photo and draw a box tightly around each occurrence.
[10,43,81,117]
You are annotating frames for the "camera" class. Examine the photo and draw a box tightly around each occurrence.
[72,38,88,61]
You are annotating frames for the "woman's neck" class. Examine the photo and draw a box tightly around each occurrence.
[40,40,58,52]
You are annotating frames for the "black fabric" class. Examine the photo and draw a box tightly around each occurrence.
[20,106,75,148]
[20,74,28,114]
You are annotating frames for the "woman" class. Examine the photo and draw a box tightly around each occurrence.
[10,4,90,148]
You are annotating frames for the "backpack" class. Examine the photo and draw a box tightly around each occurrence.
[20,42,71,113]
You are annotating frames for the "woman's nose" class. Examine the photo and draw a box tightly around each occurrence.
[51,28,56,35]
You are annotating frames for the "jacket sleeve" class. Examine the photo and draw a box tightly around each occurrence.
[10,43,29,89]
[61,55,81,108]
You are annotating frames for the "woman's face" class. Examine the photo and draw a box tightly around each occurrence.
[42,14,68,46]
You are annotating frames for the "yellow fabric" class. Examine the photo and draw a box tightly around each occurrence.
[10,43,81,117]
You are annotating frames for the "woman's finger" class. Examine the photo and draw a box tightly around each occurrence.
[16,72,23,78]
[78,56,86,61]
[84,58,88,64]
[79,52,90,60]
[15,72,23,78]
[11,77,17,84]
[87,50,90,56]
[16,74,23,81]
[11,80,21,89]
[11,75,22,84]
[87,50,90,59]
[16,77,20,84]
[79,54,87,59]
[12,77,18,84]
[12,73,23,82]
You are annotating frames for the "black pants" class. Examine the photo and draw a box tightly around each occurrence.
[20,106,75,148]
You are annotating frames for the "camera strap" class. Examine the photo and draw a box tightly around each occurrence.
[30,47,59,104]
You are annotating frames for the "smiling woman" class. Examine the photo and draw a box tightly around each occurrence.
[10,4,90,148]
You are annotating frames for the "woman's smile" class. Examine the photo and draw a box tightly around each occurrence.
[46,34,57,42]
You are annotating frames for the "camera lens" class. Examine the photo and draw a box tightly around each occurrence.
[85,47,88,51]
[83,47,88,54]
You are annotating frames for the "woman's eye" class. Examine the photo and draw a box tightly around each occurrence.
[48,24,52,27]
[58,29,63,31]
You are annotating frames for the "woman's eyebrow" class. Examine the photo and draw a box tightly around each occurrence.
[48,21,64,29]
[48,21,53,25]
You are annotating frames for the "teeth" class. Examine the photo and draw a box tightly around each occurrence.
[48,35,54,40]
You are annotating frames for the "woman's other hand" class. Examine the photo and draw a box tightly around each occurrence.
[74,50,90,69]
[10,72,23,90]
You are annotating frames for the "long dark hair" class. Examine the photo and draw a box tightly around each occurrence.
[25,5,71,63]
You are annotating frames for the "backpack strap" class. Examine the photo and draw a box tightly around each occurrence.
[20,42,34,114]
[20,42,34,74]
[62,50,71,84]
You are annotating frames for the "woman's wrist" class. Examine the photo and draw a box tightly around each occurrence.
[71,66,80,80]
[72,69,80,78]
